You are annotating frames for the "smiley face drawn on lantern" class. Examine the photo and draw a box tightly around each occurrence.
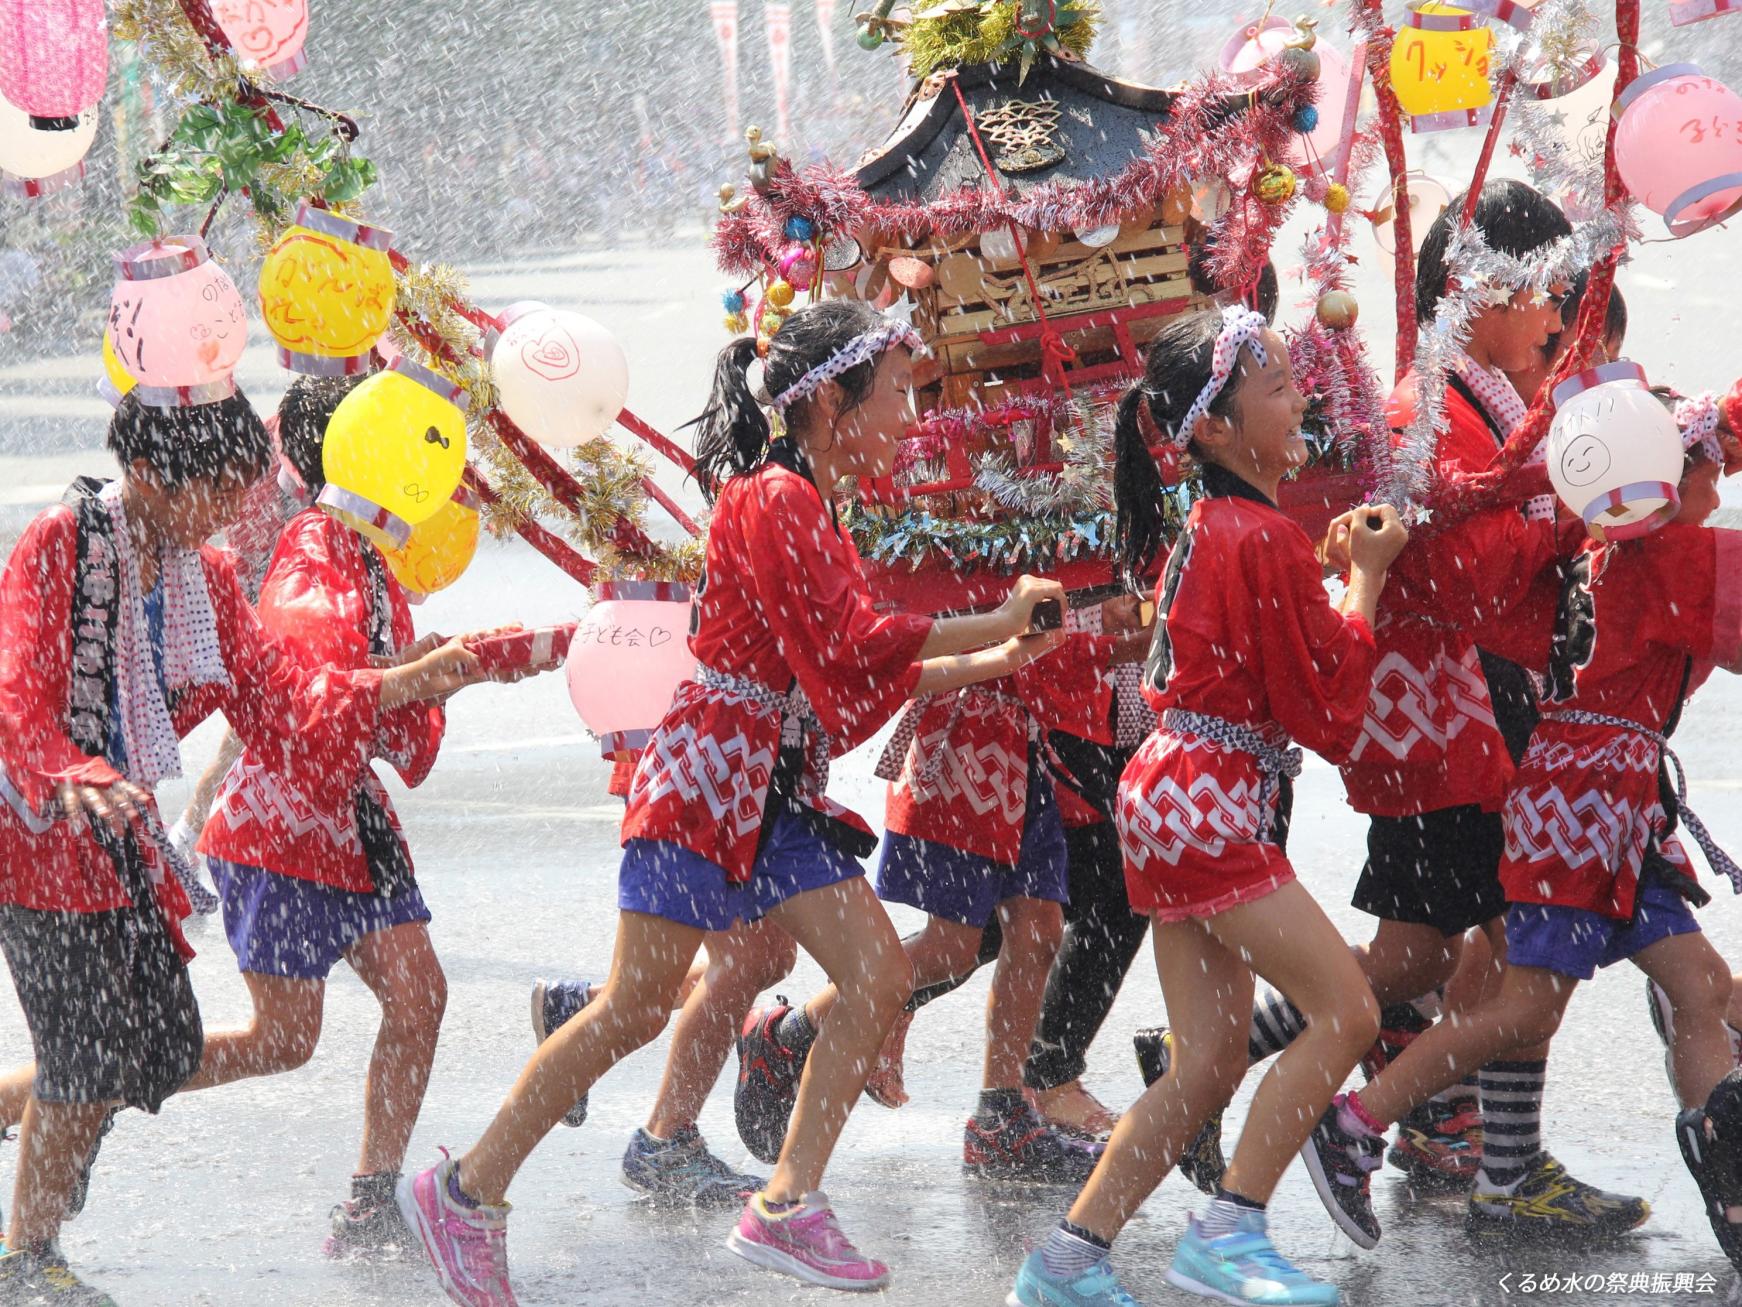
[1557,430,1612,488]
[211,0,309,66]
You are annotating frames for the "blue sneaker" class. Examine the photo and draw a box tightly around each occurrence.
[1007,1247,1144,1306]
[530,978,593,1127]
[1165,1213,1339,1306]
[621,1126,764,1207]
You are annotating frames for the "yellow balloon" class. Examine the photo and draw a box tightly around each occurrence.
[383,491,480,595]
[259,203,396,376]
[319,357,469,550]
[100,330,136,407]
[1389,3,1494,129]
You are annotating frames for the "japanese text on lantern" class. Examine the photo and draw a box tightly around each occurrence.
[579,622,678,650]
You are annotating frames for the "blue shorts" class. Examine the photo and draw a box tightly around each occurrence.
[617,808,864,932]
[209,858,432,981]
[876,769,1069,928]
[1505,873,1702,981]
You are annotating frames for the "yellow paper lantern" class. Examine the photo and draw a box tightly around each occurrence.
[259,201,396,376]
[1389,3,1495,132]
[99,329,136,408]
[317,356,469,550]
[383,485,481,596]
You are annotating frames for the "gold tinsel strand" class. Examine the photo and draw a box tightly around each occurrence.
[112,0,247,104]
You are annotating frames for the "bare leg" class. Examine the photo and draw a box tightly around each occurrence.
[983,897,1062,1091]
[1354,963,1573,1127]
[344,922,448,1175]
[177,972,326,1091]
[6,1099,110,1251]
[803,914,981,1031]
[456,911,703,1205]
[1355,919,1461,1008]
[1442,926,1494,1017]
[0,1067,35,1132]
[1209,881,1380,1202]
[1066,917,1253,1240]
[763,878,912,1202]
[646,918,796,1139]
[1634,932,1734,1111]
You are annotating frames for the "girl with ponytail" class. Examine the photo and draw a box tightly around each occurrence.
[401,298,1070,1302]
[1012,306,1408,1307]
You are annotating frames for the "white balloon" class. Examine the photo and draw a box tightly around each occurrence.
[1547,368,1683,537]
[1370,172,1452,256]
[488,301,630,448]
[0,95,98,190]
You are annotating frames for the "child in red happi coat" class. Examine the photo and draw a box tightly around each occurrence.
[0,391,496,1301]
[732,620,1134,1184]
[399,299,1068,1304]
[1012,304,1406,1307]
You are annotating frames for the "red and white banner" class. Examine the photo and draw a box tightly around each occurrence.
[765,1,793,142]
[815,0,838,83]
[709,0,741,143]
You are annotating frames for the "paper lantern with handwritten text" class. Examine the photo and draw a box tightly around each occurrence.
[99,329,136,408]
[486,302,629,448]
[259,202,396,375]
[210,0,308,79]
[1390,3,1494,132]
[108,236,247,406]
[1614,65,1742,238]
[1548,362,1683,539]
[318,357,469,550]
[566,581,696,758]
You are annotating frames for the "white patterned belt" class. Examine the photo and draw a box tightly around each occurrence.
[874,685,1043,786]
[694,664,832,795]
[1161,707,1302,822]
[1544,710,1742,895]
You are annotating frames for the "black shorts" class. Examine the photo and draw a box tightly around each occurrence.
[0,905,202,1110]
[1352,805,1509,937]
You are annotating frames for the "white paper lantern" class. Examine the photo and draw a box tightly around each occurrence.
[1547,361,1683,538]
[0,96,97,195]
[487,301,629,448]
[566,581,697,759]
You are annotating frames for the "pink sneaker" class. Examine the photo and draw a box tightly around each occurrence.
[396,1152,518,1307]
[725,1191,891,1291]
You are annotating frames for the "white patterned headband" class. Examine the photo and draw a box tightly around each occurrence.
[769,320,926,411]
[1161,306,1271,449]
[1676,392,1723,464]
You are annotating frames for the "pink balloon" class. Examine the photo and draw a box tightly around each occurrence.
[0,0,107,125]
[1615,63,1742,238]
[107,237,248,404]
[1218,18,1355,176]
[566,584,697,759]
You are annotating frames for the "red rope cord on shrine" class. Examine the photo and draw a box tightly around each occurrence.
[949,76,1078,385]
[464,468,598,585]
[1358,0,1416,380]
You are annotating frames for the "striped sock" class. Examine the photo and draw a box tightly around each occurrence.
[1476,1059,1546,1190]
[1039,1222,1111,1278]
[1196,1188,1265,1239]
[1429,1073,1480,1108]
[1248,989,1307,1064]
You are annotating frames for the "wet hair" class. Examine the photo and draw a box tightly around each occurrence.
[688,299,895,502]
[277,373,369,495]
[106,388,273,492]
[1188,241,1280,325]
[1113,309,1253,589]
[1604,284,1628,352]
[1415,179,1571,324]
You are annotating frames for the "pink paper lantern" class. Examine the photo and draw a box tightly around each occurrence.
[108,237,248,407]
[1217,18,1355,176]
[0,0,107,128]
[566,581,696,759]
[1668,0,1738,26]
[1615,64,1742,238]
[210,0,309,80]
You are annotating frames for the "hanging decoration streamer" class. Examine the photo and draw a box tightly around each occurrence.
[710,0,742,144]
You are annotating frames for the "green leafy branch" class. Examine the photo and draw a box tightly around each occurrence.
[128,99,377,238]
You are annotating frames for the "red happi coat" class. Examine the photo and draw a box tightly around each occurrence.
[621,459,934,884]
[1501,524,1742,919]
[1116,484,1377,911]
[0,503,384,925]
[201,508,445,892]
[1339,375,1562,817]
[882,634,1117,865]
